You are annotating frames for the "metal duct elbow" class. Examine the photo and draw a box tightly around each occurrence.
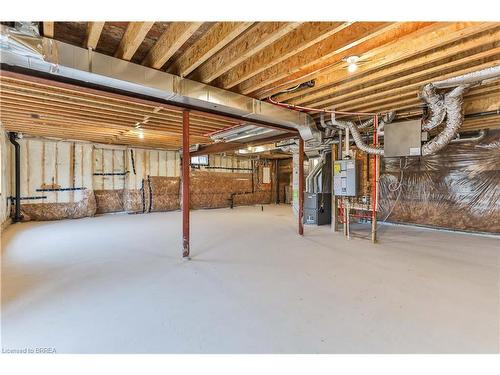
[450,129,487,144]
[331,118,384,155]
[421,85,469,156]
[376,111,396,136]
[320,112,336,139]
[421,84,446,131]
[306,155,325,193]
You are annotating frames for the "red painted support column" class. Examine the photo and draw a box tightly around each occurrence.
[371,114,379,243]
[182,110,190,258]
[298,137,304,236]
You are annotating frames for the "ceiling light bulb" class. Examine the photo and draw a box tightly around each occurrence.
[348,63,358,73]
[138,130,144,139]
[346,55,360,64]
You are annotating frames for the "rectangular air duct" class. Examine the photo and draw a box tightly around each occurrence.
[0,25,321,143]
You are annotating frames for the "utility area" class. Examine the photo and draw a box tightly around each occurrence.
[0,20,499,355]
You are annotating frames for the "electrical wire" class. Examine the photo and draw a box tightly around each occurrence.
[351,157,410,240]
[377,157,410,229]
[267,96,381,116]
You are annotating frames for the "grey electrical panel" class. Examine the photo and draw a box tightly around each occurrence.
[333,160,358,196]
[384,119,422,157]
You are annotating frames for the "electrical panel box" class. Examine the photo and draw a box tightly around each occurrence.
[333,160,358,196]
[384,119,422,157]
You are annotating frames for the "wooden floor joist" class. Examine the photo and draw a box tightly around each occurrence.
[188,22,302,83]
[1,21,499,149]
[114,22,155,61]
[167,22,254,77]
[85,22,105,49]
[142,22,203,69]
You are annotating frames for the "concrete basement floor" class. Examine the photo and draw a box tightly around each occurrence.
[1,205,499,354]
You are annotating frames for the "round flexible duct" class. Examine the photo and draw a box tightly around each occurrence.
[421,83,446,131]
[421,85,469,156]
[331,118,385,155]
[330,112,395,155]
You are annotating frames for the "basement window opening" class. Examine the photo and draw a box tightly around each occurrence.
[191,155,209,166]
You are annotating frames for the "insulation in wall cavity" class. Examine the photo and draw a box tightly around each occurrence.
[17,189,96,221]
[190,171,253,209]
[123,188,144,213]
[5,134,278,220]
[379,130,500,233]
[94,189,125,214]
[149,176,180,212]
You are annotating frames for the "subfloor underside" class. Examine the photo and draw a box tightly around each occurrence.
[1,205,499,353]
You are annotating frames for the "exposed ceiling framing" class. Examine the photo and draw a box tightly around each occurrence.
[0,21,498,150]
[0,72,245,149]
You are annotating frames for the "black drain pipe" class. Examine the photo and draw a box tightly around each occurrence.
[9,132,22,222]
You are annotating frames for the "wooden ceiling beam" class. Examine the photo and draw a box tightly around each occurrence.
[168,22,254,77]
[253,22,492,100]
[305,52,500,110]
[287,24,500,106]
[0,102,222,136]
[232,22,395,95]
[189,22,302,83]
[212,22,351,89]
[0,82,236,130]
[43,22,54,38]
[331,74,500,117]
[115,22,155,60]
[327,81,500,116]
[1,116,208,143]
[191,132,296,156]
[0,69,302,134]
[142,22,203,69]
[1,122,186,149]
[85,22,105,49]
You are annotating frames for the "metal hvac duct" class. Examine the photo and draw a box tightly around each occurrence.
[306,154,325,193]
[0,25,321,144]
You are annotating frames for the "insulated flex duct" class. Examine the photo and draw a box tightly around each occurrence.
[421,85,469,155]
[421,84,447,132]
